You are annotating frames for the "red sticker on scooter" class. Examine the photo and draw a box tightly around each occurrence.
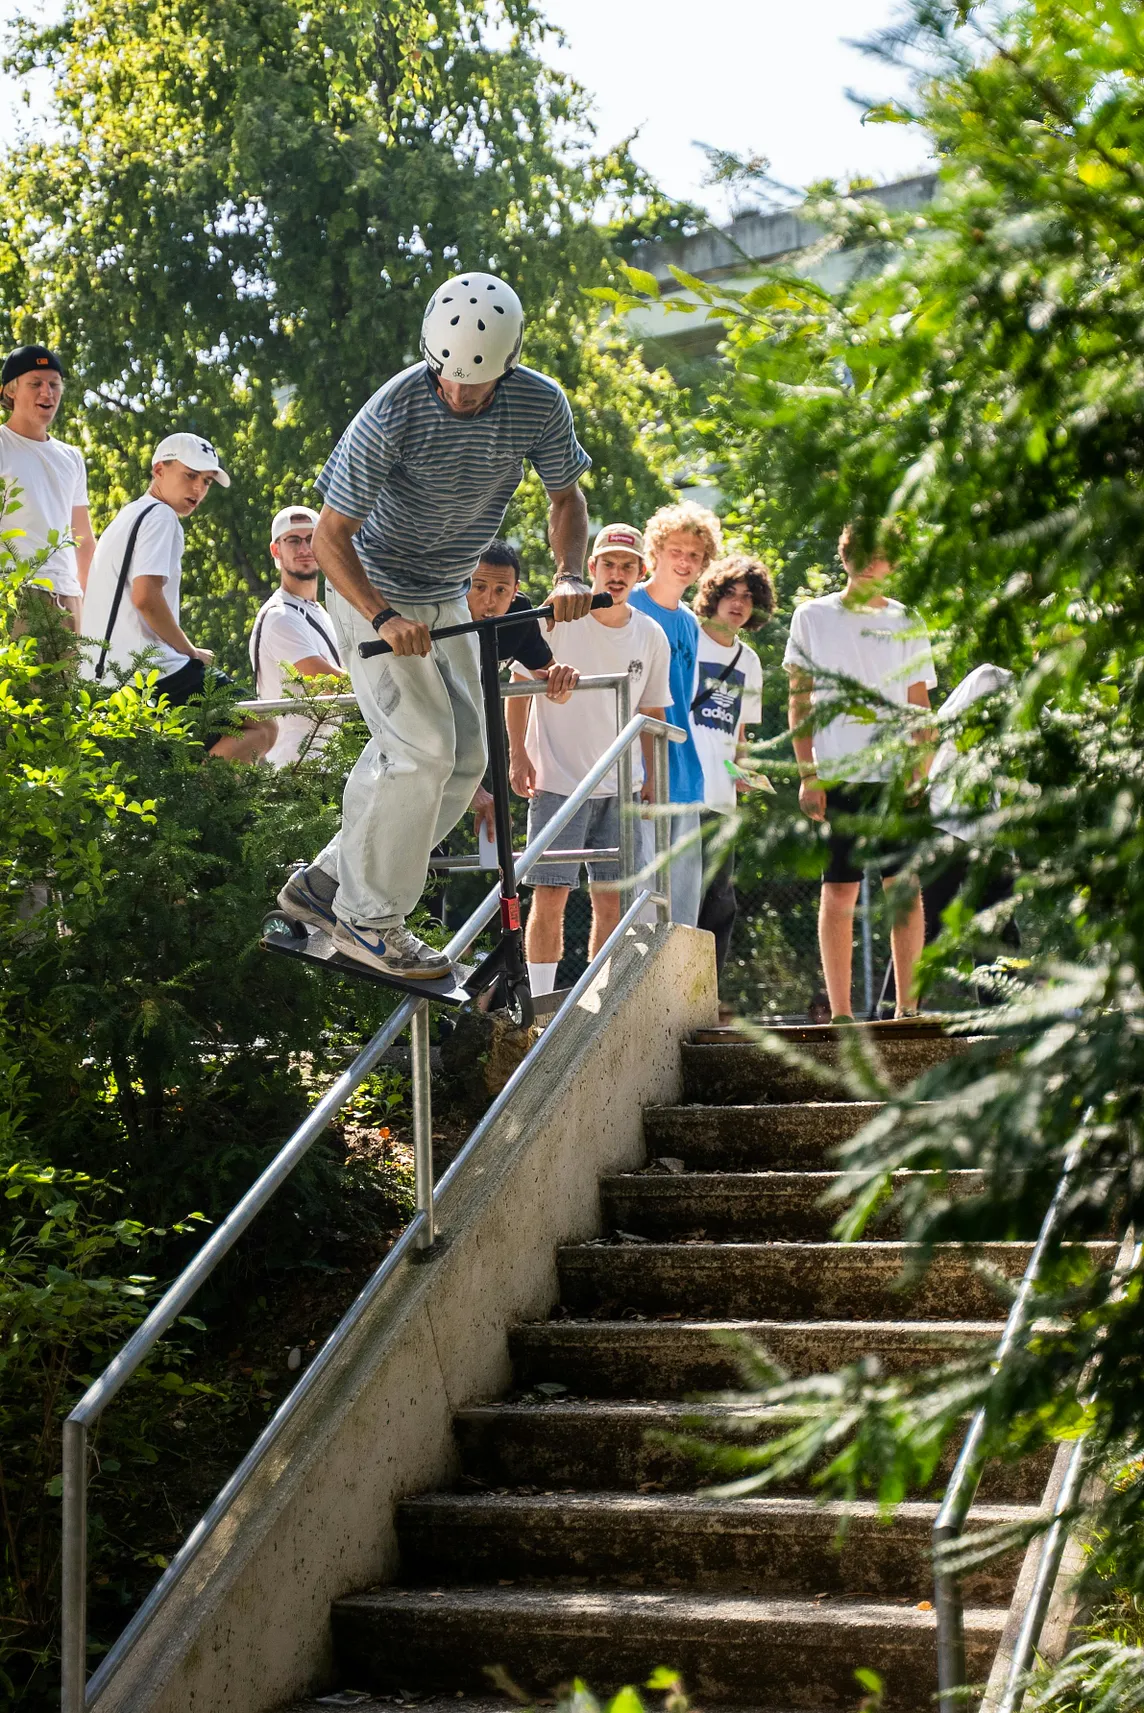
[500,896,521,931]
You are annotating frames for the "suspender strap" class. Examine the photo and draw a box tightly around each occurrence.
[93,502,161,682]
[690,643,743,715]
[252,597,342,691]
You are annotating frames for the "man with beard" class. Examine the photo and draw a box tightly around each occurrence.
[249,505,344,767]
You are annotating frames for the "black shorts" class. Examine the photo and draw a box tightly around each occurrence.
[155,658,238,751]
[823,784,916,886]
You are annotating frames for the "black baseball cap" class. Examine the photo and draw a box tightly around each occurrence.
[2,345,63,385]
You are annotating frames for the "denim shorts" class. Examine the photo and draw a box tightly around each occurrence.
[526,790,637,888]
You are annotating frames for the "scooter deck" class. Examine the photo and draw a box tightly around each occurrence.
[262,924,475,1006]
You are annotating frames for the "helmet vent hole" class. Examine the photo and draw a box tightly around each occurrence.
[494,304,504,314]
[442,295,452,303]
[461,279,469,286]
[450,315,460,326]
[477,319,485,330]
[441,348,450,358]
[473,354,483,364]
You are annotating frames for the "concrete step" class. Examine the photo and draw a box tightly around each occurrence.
[681,1037,979,1105]
[291,1702,839,1713]
[643,1103,884,1170]
[556,1240,1069,1321]
[396,1491,1029,1604]
[601,1171,985,1241]
[508,1317,1005,1396]
[453,1400,1055,1503]
[332,1585,1007,1707]
[693,1022,963,1046]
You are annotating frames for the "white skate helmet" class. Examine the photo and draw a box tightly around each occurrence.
[421,272,524,383]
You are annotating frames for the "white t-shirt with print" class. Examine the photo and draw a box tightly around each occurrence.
[522,606,672,797]
[691,631,764,811]
[249,588,343,767]
[782,590,937,784]
[80,496,186,681]
[0,424,89,597]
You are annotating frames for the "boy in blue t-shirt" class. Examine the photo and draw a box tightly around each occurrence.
[628,500,723,926]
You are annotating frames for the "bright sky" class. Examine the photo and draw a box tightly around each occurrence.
[0,0,934,222]
[539,0,933,221]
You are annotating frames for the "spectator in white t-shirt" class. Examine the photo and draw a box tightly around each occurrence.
[82,432,276,764]
[0,344,95,633]
[509,523,670,997]
[690,554,773,977]
[249,506,345,767]
[784,522,937,1021]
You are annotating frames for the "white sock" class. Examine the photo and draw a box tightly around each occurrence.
[528,961,559,996]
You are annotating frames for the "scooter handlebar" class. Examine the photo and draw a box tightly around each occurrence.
[358,591,613,659]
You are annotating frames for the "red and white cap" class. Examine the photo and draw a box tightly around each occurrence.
[591,523,644,559]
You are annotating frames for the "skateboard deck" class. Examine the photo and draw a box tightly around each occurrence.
[261,922,475,1006]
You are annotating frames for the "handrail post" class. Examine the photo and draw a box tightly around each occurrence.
[934,1519,967,1713]
[61,1417,88,1713]
[411,1000,434,1249]
[653,730,672,924]
[615,675,635,914]
[932,1139,1086,1712]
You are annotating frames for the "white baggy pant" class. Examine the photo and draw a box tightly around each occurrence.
[312,588,487,929]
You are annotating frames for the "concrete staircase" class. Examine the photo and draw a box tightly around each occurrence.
[325,1024,1054,1711]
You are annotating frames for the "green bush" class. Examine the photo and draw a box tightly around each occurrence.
[0,1160,213,1705]
[0,491,417,1704]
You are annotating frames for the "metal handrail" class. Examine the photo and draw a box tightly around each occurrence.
[987,1225,1140,1713]
[60,682,686,1713]
[235,670,633,719]
[933,1142,1084,1712]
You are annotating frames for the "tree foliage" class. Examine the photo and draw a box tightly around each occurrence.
[605,0,1144,1700]
[0,0,680,665]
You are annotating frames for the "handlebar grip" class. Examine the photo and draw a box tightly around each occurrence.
[357,590,613,660]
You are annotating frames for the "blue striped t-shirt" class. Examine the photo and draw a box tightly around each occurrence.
[315,362,591,603]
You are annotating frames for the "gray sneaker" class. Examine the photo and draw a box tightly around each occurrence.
[332,918,452,981]
[276,864,337,932]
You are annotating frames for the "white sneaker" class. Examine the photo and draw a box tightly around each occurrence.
[332,918,452,980]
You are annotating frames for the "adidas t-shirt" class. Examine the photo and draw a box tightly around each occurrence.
[691,633,764,811]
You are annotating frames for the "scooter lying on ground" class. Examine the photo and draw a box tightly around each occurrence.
[261,593,614,1028]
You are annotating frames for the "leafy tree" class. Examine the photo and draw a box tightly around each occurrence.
[0,0,681,665]
[605,0,1144,1702]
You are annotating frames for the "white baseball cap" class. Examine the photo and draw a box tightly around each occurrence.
[151,432,231,488]
[271,504,320,543]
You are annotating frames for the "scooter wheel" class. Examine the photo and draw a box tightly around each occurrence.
[505,978,535,1031]
[261,909,308,941]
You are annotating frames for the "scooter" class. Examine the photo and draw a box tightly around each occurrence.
[261,593,613,1027]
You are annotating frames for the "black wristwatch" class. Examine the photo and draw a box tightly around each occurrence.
[370,606,398,633]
